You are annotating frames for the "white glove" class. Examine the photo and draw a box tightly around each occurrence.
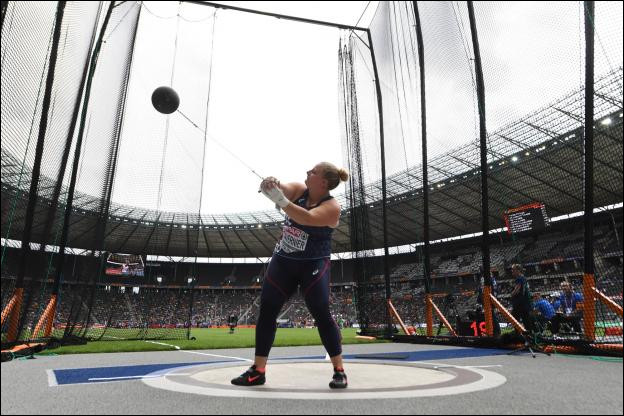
[259,177,279,192]
[262,186,290,209]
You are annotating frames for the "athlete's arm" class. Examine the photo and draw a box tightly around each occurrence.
[262,182,341,227]
[279,182,306,202]
[260,177,305,202]
[282,198,341,228]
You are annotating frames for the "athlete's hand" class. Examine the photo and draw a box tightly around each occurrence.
[262,186,290,209]
[259,176,280,192]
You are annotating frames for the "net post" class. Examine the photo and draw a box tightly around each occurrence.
[483,286,494,337]
[467,2,494,339]
[426,293,433,336]
[582,0,596,343]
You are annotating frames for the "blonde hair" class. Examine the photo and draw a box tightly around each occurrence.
[511,264,524,273]
[318,162,349,191]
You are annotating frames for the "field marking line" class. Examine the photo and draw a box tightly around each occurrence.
[143,340,250,361]
[46,369,58,387]
[178,350,253,362]
[88,373,192,381]
[145,340,180,350]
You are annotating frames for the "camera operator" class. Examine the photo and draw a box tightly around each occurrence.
[510,264,534,333]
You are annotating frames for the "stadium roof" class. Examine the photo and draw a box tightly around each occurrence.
[2,70,622,258]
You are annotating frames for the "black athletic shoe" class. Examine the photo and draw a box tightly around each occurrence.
[329,369,348,389]
[231,365,266,386]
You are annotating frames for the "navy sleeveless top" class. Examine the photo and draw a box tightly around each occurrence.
[274,190,335,260]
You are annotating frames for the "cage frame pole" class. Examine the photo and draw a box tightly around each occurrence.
[467,1,494,337]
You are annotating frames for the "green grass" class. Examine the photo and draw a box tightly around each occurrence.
[50,328,388,355]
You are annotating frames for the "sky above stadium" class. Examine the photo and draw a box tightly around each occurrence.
[110,1,622,216]
[112,1,375,216]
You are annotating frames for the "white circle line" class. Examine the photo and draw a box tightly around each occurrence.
[142,360,507,400]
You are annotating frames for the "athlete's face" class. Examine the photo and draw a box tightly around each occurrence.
[305,164,328,192]
[560,282,572,294]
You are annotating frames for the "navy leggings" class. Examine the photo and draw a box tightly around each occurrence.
[255,255,342,358]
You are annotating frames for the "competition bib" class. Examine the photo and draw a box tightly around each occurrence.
[279,225,309,253]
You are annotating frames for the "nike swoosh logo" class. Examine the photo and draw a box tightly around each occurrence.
[312,270,319,275]
[248,375,261,383]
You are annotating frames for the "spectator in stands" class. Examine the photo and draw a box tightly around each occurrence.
[552,281,583,334]
[532,292,556,333]
[510,264,534,333]
[231,163,349,389]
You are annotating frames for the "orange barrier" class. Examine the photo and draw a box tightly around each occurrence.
[1,288,21,327]
[33,295,58,339]
[542,345,579,354]
[426,293,433,336]
[605,327,623,336]
[483,286,493,337]
[1,288,24,343]
[490,294,526,333]
[590,343,623,354]
[0,342,46,360]
[592,287,623,317]
[387,299,410,335]
[583,273,597,341]
[505,343,622,355]
[428,297,457,336]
